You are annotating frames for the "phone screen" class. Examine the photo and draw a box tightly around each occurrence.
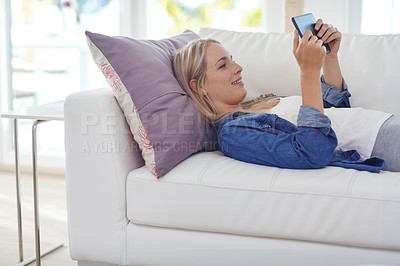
[292,13,331,53]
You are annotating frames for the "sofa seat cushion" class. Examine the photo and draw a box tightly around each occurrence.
[127,151,400,251]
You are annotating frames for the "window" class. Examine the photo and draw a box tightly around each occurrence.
[10,0,119,109]
[361,0,400,34]
[146,0,263,39]
[2,0,120,169]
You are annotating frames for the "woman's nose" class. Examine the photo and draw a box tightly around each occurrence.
[234,62,243,74]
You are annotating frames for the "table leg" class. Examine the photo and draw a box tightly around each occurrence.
[30,120,63,266]
[14,119,24,263]
[11,119,63,266]
[16,243,64,266]
[32,120,44,266]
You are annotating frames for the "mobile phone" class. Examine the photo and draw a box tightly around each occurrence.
[291,13,331,54]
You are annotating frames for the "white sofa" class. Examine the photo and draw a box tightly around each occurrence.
[65,28,400,266]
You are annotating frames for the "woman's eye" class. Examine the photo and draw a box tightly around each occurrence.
[219,64,226,69]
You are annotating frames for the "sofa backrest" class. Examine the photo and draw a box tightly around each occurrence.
[198,28,400,116]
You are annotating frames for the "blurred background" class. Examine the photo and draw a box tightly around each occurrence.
[0,0,399,172]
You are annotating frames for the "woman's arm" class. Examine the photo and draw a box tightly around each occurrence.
[218,107,337,169]
[314,19,351,108]
[321,76,351,108]
[323,55,343,90]
[292,30,326,113]
[315,19,343,91]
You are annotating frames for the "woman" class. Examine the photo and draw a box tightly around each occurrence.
[173,19,399,172]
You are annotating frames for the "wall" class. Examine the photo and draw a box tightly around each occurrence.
[119,0,147,38]
[304,0,362,33]
[303,0,347,32]
[263,0,362,33]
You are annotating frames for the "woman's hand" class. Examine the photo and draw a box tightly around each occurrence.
[314,19,342,56]
[293,29,326,75]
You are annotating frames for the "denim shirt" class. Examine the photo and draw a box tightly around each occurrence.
[212,76,385,173]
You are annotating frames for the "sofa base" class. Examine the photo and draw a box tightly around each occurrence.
[75,222,400,266]
[122,223,400,266]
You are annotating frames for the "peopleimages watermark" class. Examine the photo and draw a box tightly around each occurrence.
[81,140,139,153]
[79,111,220,153]
[81,112,131,135]
[81,140,220,153]
[80,111,215,136]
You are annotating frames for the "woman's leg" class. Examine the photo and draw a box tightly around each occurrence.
[371,115,400,172]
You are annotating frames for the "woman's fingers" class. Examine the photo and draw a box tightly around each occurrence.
[299,31,323,48]
[316,20,340,43]
[302,30,313,41]
[315,19,324,31]
[316,39,324,47]
[320,26,336,43]
[310,35,319,43]
[324,30,341,44]
[315,19,342,54]
[317,24,330,37]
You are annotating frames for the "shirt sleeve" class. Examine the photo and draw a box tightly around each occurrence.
[297,105,332,132]
[321,75,351,108]
[217,107,338,170]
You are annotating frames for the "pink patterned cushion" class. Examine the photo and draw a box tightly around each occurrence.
[85,30,217,178]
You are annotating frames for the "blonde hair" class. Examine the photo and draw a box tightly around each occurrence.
[173,39,220,121]
[173,39,277,122]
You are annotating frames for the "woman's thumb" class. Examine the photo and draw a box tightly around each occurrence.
[293,30,300,54]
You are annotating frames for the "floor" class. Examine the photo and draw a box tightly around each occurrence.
[0,170,76,266]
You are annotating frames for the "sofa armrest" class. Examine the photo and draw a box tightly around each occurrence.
[64,88,144,264]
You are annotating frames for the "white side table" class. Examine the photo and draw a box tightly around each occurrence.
[1,101,64,266]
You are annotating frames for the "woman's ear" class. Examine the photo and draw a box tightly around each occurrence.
[189,79,199,93]
[190,79,207,96]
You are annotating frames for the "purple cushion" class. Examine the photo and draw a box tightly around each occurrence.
[86,30,217,178]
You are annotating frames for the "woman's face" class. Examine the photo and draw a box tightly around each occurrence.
[204,43,247,113]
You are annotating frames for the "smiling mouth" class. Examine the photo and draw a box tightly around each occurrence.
[231,78,243,85]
